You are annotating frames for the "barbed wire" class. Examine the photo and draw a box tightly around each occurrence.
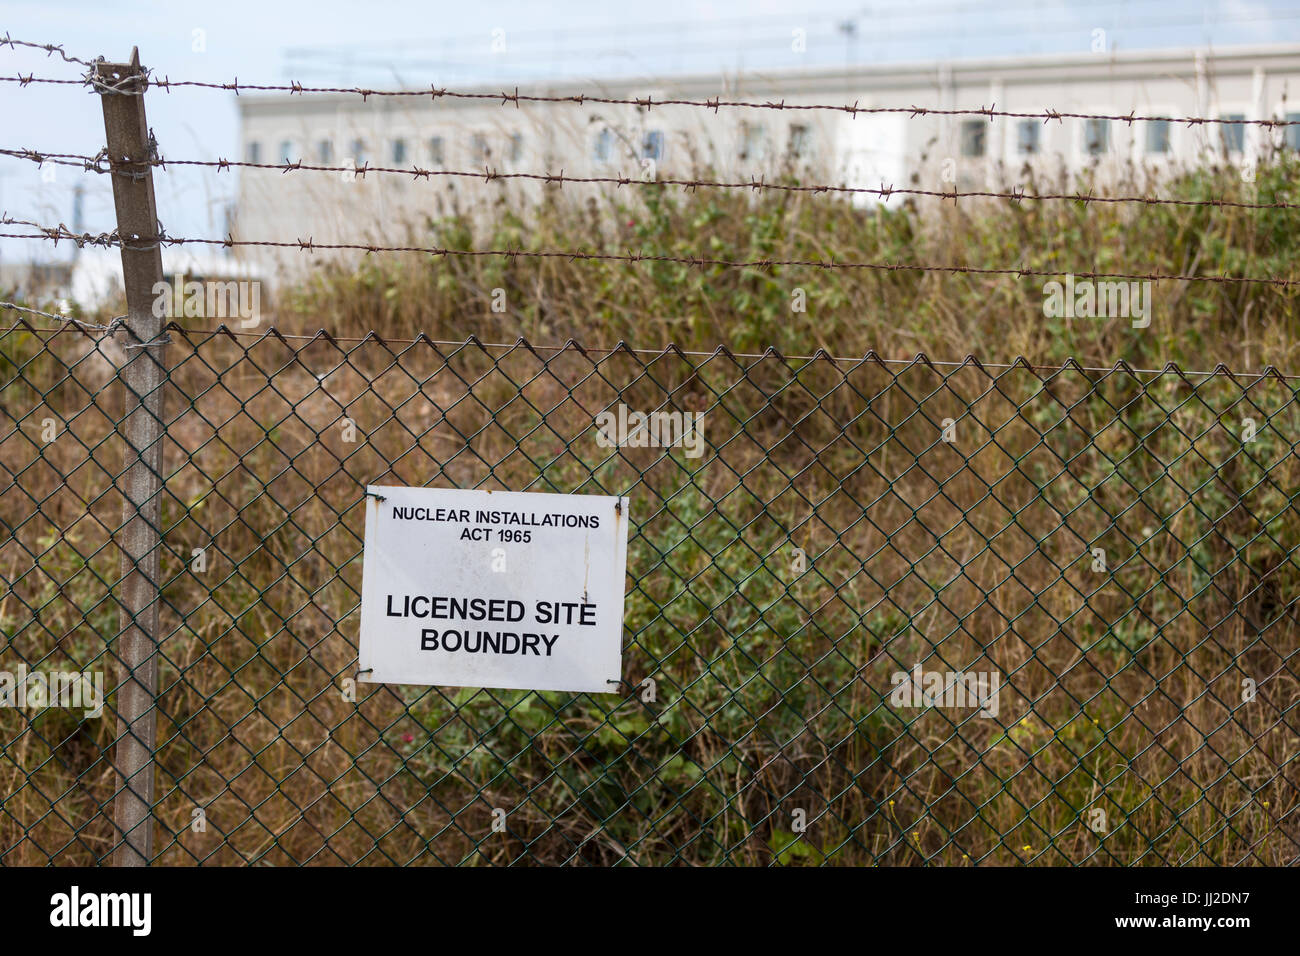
[3,216,1297,288]
[4,69,1300,127]
[0,74,88,88]
[0,34,154,99]
[3,147,1295,211]
[0,148,111,174]
[0,300,124,333]
[5,317,1297,380]
[0,34,98,69]
[0,216,125,248]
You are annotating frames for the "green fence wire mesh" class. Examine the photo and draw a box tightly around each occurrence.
[1,320,1297,865]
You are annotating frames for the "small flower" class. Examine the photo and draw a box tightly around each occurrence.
[402,732,414,744]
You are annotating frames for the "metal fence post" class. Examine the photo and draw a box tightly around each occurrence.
[96,48,166,866]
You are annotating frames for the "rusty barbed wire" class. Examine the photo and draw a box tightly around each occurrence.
[0,216,126,249]
[4,70,1300,127]
[4,147,1296,211]
[0,73,85,89]
[0,148,112,175]
[3,215,1298,289]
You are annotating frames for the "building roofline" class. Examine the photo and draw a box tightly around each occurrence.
[239,42,1300,113]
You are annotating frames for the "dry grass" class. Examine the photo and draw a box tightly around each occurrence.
[0,156,1298,865]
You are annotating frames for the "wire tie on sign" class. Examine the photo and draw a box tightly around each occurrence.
[364,490,386,503]
[355,668,373,682]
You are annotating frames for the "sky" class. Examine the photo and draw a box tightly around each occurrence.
[1,0,1298,269]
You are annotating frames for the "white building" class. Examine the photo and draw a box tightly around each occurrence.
[233,44,1300,278]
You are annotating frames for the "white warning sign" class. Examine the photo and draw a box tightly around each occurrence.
[357,485,629,694]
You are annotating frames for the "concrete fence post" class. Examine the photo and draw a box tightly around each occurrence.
[96,47,166,867]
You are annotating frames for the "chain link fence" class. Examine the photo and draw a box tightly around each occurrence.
[1,320,1297,865]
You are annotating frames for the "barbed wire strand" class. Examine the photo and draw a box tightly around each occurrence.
[2,218,1297,288]
[0,34,98,69]
[3,147,1294,211]
[3,70,1300,127]
[0,300,124,333]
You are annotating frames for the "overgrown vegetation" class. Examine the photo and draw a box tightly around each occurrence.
[285,154,1300,371]
[1,158,1297,865]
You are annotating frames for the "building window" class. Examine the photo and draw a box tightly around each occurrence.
[317,139,333,163]
[508,133,524,162]
[428,136,445,165]
[1145,120,1171,154]
[788,123,811,158]
[1218,113,1247,154]
[641,130,664,161]
[593,127,615,162]
[1286,113,1300,151]
[245,141,260,164]
[392,138,407,164]
[471,133,490,163]
[960,120,986,158]
[1016,120,1039,155]
[277,140,295,162]
[1084,119,1110,155]
[350,139,367,165]
[739,122,767,161]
